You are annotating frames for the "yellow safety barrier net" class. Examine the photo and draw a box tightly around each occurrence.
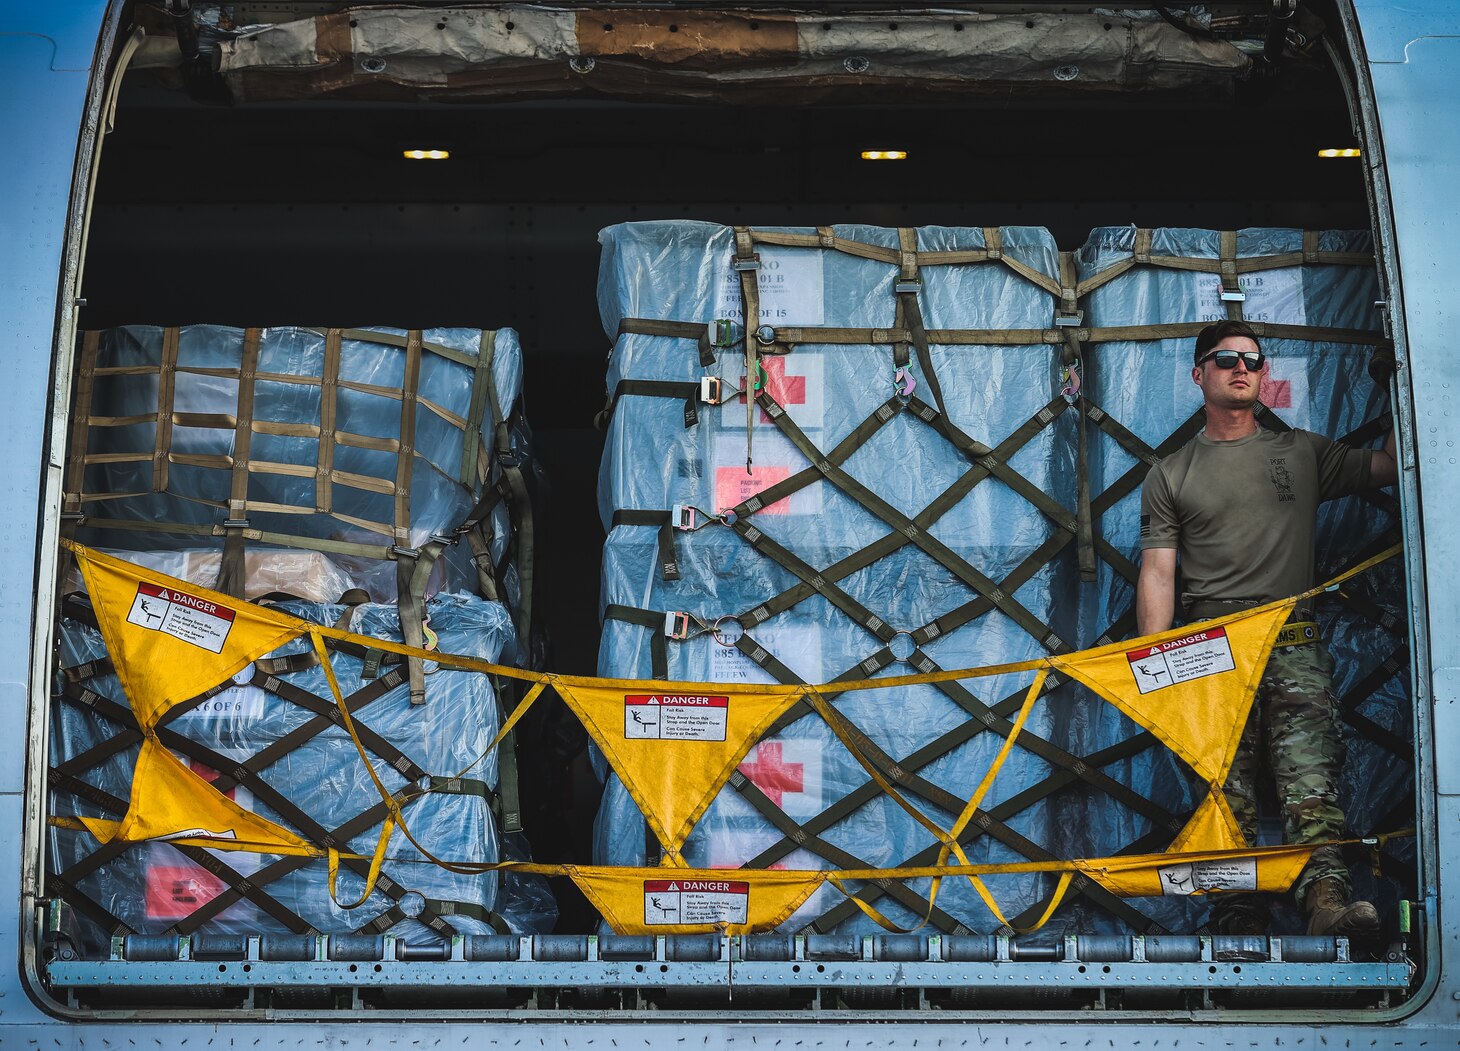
[55,540,1402,935]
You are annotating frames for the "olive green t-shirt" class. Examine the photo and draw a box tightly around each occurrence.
[1140,427,1371,607]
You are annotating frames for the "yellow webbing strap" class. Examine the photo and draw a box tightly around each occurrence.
[1274,620,1319,648]
[56,541,1401,923]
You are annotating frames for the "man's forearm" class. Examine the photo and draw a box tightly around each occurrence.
[1136,549,1178,637]
[1136,585,1175,637]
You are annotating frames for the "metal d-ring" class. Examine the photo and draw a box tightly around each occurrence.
[712,616,745,648]
[888,631,917,662]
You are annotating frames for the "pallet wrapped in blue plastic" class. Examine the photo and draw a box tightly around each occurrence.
[50,323,556,952]
[49,587,557,953]
[65,325,539,664]
[1070,227,1402,931]
[594,222,1082,933]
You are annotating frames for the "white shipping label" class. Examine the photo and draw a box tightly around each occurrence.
[1196,267,1306,326]
[712,435,823,516]
[1158,857,1259,896]
[623,694,730,741]
[713,249,825,327]
[127,582,236,653]
[710,624,822,685]
[1126,626,1236,694]
[175,684,266,722]
[643,878,750,925]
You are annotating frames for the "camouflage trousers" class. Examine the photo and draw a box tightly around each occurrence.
[1220,640,1349,909]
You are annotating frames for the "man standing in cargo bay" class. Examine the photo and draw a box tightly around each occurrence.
[1135,319,1397,939]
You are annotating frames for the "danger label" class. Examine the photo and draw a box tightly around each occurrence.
[643,878,750,926]
[1157,857,1259,896]
[624,694,730,741]
[1126,627,1235,694]
[127,582,236,653]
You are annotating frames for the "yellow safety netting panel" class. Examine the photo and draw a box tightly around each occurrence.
[55,540,1398,933]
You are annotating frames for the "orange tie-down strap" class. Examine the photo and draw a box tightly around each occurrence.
[53,541,1402,928]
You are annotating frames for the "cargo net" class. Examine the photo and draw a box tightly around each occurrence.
[48,585,534,954]
[61,326,539,690]
[48,543,1401,947]
[594,224,1410,936]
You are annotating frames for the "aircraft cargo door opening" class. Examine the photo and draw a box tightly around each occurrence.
[32,0,1424,1020]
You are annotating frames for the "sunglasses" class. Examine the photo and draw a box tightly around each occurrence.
[1197,349,1266,372]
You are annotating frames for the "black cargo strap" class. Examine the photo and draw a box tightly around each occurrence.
[802,738,1179,937]
[725,768,972,934]
[610,379,705,430]
[602,604,674,680]
[731,626,1182,852]
[717,635,1167,933]
[611,388,1070,647]
[47,769,315,936]
[756,388,1068,651]
[52,645,501,939]
[601,229,1392,932]
[617,317,727,369]
[611,509,683,582]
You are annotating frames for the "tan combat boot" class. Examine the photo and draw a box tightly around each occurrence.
[1304,877,1380,938]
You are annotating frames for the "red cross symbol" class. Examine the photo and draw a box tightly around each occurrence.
[738,741,805,806]
[744,357,808,423]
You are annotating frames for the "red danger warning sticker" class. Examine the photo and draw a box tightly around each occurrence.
[624,695,729,741]
[1126,627,1236,694]
[126,582,236,653]
[643,879,750,925]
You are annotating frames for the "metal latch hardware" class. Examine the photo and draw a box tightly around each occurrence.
[699,377,725,405]
[1055,309,1084,328]
[671,505,699,532]
[664,611,694,640]
[707,319,740,348]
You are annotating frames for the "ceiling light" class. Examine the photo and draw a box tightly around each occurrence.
[861,150,908,161]
[403,148,450,161]
[1317,147,1361,158]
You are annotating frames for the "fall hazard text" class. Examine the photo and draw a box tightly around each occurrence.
[126,583,237,653]
[643,879,750,926]
[624,694,730,741]
[1126,626,1235,694]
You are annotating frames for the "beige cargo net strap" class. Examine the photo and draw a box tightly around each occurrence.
[49,543,1405,938]
[607,226,1394,931]
[61,325,534,681]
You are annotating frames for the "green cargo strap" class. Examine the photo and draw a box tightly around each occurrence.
[218,328,262,599]
[734,226,761,470]
[460,329,497,488]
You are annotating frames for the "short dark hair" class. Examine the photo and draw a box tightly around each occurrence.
[1194,320,1262,365]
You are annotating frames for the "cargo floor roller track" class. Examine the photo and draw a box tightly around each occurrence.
[43,930,1413,1012]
